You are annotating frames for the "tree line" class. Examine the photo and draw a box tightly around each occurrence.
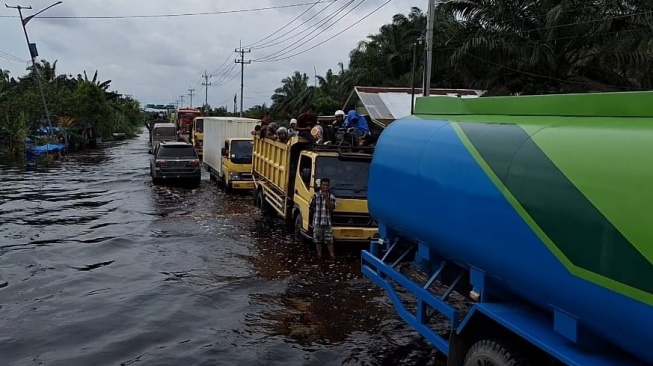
[0,60,145,156]
[243,1,653,121]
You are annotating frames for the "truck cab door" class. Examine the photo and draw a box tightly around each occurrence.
[220,140,230,179]
[294,155,314,231]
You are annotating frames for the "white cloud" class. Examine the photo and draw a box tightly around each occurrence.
[0,0,419,110]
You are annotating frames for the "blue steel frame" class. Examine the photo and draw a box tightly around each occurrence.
[361,236,648,366]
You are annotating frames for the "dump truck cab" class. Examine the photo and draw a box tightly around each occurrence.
[221,137,254,191]
[252,135,377,243]
[293,147,376,243]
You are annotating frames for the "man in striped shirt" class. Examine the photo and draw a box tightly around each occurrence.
[310,178,337,259]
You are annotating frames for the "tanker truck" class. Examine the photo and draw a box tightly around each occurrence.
[361,91,653,366]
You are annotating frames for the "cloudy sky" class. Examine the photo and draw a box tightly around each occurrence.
[0,0,419,111]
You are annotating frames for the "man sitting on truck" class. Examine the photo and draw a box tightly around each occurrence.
[309,178,336,260]
[295,105,317,143]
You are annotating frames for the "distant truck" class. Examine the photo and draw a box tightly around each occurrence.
[361,91,653,365]
[252,135,378,244]
[188,116,204,156]
[174,108,201,142]
[149,123,177,151]
[202,117,259,192]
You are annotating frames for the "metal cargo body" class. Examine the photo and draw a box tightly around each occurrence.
[367,92,653,363]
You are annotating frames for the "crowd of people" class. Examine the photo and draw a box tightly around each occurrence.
[250,105,377,147]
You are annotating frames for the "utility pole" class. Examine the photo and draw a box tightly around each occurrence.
[233,93,237,115]
[179,95,185,108]
[6,2,62,142]
[201,70,211,113]
[235,43,250,117]
[187,87,195,108]
[424,0,436,97]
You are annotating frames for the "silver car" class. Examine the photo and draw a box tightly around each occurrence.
[149,141,201,187]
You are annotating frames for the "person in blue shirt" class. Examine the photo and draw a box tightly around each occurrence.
[342,110,370,138]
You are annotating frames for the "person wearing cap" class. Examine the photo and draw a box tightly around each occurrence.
[288,119,298,136]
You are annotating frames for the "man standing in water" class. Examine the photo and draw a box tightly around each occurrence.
[309,178,336,259]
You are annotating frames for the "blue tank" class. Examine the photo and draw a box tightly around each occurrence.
[367,111,653,364]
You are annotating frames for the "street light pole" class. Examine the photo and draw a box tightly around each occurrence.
[424,0,435,97]
[411,36,424,115]
[6,1,63,142]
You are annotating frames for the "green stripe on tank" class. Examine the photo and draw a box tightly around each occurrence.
[452,122,653,303]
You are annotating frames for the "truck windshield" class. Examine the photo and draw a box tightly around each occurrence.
[230,140,253,164]
[194,119,203,132]
[154,128,176,139]
[315,156,370,199]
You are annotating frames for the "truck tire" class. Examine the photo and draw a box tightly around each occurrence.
[464,340,525,366]
[294,213,308,244]
[256,190,270,214]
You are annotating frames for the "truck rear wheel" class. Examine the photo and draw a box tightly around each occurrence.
[256,190,269,214]
[464,340,525,366]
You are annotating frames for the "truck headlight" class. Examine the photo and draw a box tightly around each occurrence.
[229,171,240,180]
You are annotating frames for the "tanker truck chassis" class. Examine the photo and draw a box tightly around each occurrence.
[362,238,647,366]
[362,91,653,366]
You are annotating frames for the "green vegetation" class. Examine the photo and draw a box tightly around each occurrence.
[256,1,653,119]
[0,60,146,158]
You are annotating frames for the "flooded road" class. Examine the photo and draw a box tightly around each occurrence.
[0,131,439,365]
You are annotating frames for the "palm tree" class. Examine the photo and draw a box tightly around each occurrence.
[443,0,653,94]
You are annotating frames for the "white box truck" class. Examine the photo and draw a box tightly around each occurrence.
[203,117,259,192]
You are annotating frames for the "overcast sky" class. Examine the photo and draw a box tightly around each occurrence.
[0,0,419,111]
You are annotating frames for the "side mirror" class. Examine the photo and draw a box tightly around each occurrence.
[221,148,227,156]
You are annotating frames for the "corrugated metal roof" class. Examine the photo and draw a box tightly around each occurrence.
[345,86,484,126]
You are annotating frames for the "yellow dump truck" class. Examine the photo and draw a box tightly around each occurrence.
[252,135,378,243]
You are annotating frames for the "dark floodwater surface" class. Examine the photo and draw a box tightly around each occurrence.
[0,131,439,366]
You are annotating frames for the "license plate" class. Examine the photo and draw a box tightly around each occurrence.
[341,229,363,238]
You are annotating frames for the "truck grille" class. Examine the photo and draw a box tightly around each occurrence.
[331,213,374,227]
[240,173,253,181]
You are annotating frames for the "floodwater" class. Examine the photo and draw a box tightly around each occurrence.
[0,131,439,365]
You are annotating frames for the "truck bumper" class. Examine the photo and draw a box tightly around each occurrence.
[153,169,201,180]
[229,180,255,190]
[332,226,379,242]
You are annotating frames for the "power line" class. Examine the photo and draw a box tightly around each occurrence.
[250,0,348,51]
[254,0,359,61]
[212,63,238,85]
[209,53,233,77]
[0,49,29,63]
[243,0,333,48]
[0,1,334,19]
[235,45,251,117]
[256,0,387,62]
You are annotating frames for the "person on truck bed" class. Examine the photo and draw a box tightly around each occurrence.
[309,178,336,260]
[276,127,289,143]
[251,124,262,136]
[342,110,370,138]
[295,105,317,143]
[288,119,298,136]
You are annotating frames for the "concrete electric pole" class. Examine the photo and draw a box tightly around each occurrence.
[187,87,195,108]
[179,95,185,108]
[201,70,211,113]
[235,44,250,117]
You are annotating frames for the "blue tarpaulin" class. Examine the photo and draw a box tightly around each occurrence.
[26,143,67,159]
[36,126,63,135]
